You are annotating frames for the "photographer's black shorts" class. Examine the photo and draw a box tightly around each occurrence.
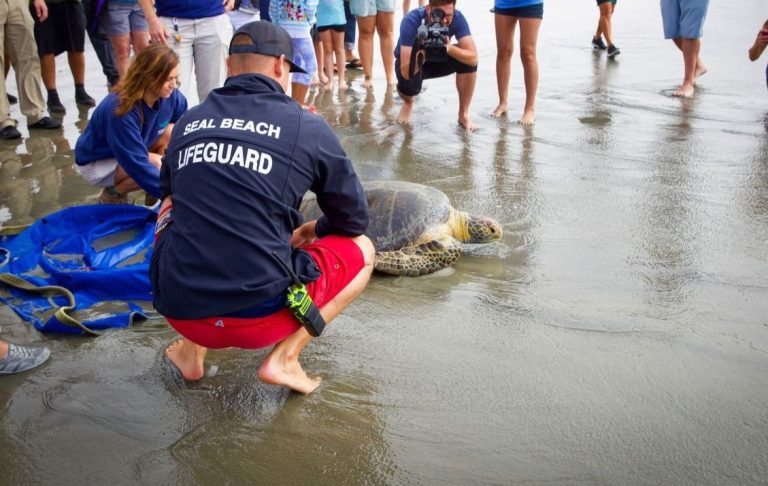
[395,56,477,97]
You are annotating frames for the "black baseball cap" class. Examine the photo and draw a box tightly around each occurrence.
[229,21,307,74]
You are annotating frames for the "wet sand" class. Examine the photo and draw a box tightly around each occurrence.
[2,1,768,484]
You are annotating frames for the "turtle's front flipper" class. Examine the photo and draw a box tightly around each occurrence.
[374,237,462,276]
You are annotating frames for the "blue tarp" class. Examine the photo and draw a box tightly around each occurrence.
[0,205,157,334]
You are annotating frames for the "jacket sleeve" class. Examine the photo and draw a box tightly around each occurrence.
[311,121,369,238]
[106,108,162,197]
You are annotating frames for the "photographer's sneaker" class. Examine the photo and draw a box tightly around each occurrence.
[607,44,621,57]
[592,36,607,50]
[0,343,51,375]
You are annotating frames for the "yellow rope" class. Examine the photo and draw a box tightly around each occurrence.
[0,273,100,336]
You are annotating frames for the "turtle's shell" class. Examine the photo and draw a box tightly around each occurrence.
[300,180,453,251]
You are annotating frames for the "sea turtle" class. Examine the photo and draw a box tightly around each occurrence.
[301,180,503,276]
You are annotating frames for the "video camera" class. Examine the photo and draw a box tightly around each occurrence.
[417,7,450,62]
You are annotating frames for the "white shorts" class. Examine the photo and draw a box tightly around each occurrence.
[75,159,118,188]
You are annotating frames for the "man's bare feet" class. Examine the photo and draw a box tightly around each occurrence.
[165,339,206,381]
[519,109,535,126]
[258,350,321,394]
[694,63,707,81]
[362,76,374,89]
[458,112,475,131]
[490,103,507,118]
[397,102,413,124]
[673,81,695,98]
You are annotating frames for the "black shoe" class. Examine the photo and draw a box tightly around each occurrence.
[0,125,22,140]
[47,98,66,114]
[28,117,62,129]
[75,90,96,107]
[592,36,607,50]
[607,44,621,57]
[7,93,18,104]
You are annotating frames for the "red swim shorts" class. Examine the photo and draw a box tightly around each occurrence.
[166,235,365,349]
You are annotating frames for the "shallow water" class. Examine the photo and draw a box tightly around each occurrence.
[2,1,768,484]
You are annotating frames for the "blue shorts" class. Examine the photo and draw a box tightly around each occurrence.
[493,4,543,19]
[101,2,148,37]
[661,0,709,39]
[349,0,395,17]
[291,36,317,86]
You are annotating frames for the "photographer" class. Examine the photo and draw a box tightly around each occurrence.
[395,0,477,130]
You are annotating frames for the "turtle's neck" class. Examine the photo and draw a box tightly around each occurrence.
[450,209,470,242]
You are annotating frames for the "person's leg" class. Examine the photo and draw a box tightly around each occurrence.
[344,1,358,63]
[4,0,47,123]
[598,2,613,47]
[130,29,150,54]
[321,29,334,89]
[163,17,195,102]
[491,13,517,117]
[164,338,208,381]
[0,34,10,130]
[672,37,700,97]
[83,0,119,86]
[291,37,316,106]
[333,29,347,90]
[314,28,327,86]
[376,11,395,85]
[67,50,95,105]
[258,235,375,394]
[39,53,56,90]
[67,51,85,84]
[356,15,376,87]
[456,71,476,130]
[110,34,131,79]
[192,14,232,102]
[517,17,541,125]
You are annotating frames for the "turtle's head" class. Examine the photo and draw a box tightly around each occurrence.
[462,213,503,243]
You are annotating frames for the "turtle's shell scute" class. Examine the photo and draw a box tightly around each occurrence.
[363,181,451,251]
[300,180,453,251]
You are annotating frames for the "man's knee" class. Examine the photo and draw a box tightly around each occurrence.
[352,234,375,268]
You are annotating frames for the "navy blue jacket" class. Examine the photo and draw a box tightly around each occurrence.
[151,74,369,319]
[75,90,188,198]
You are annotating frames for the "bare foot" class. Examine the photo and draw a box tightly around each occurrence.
[321,80,332,91]
[519,110,535,126]
[362,76,374,89]
[258,351,321,394]
[397,102,413,124]
[695,63,707,81]
[490,103,507,118]
[310,75,321,88]
[338,81,348,91]
[672,82,695,98]
[458,112,475,131]
[386,75,397,86]
[165,339,205,381]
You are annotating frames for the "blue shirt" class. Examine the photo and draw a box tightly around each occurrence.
[151,74,369,319]
[395,7,471,59]
[155,0,225,19]
[75,90,188,198]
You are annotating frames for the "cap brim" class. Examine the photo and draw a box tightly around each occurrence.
[288,61,307,74]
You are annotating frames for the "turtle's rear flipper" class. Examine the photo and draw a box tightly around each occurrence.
[374,238,462,276]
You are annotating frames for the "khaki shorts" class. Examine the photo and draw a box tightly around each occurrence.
[75,159,118,188]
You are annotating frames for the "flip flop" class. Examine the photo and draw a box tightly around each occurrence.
[346,58,362,69]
